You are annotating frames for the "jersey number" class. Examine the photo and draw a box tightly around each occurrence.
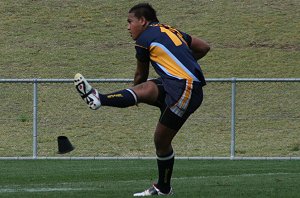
[160,26,182,46]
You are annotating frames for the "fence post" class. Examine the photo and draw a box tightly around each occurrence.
[33,79,38,159]
[230,78,236,159]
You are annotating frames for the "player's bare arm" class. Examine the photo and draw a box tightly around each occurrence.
[190,36,210,60]
[134,60,150,86]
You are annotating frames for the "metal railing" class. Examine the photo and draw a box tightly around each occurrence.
[0,78,299,160]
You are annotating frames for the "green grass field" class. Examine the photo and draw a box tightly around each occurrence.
[1,0,299,78]
[0,1,299,197]
[0,160,300,198]
[0,0,299,158]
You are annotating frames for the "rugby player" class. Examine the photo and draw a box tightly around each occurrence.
[74,3,210,196]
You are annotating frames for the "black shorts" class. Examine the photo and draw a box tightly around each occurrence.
[150,78,204,131]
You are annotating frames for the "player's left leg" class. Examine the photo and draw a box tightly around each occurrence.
[134,81,204,196]
[133,121,178,197]
[154,122,177,194]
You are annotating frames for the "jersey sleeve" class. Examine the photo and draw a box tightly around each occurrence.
[179,30,192,47]
[135,42,150,62]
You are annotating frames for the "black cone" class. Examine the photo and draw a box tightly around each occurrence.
[57,136,74,154]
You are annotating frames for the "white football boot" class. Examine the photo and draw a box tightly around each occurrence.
[74,73,101,110]
[133,184,173,196]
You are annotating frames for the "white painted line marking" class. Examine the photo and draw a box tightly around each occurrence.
[0,187,93,193]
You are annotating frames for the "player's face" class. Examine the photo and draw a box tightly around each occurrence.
[127,13,146,40]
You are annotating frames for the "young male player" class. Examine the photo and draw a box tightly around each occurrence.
[74,3,210,196]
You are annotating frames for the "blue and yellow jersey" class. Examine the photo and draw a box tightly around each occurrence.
[135,23,206,86]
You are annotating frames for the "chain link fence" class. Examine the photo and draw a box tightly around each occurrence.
[0,78,299,159]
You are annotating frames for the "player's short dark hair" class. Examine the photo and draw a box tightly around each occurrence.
[129,3,159,22]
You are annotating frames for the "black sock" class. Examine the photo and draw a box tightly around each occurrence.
[99,89,137,108]
[156,150,175,193]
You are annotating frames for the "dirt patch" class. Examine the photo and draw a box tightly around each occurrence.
[249,41,300,51]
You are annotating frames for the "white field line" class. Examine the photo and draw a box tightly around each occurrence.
[0,187,94,193]
[172,172,300,180]
[104,172,300,185]
[1,172,299,193]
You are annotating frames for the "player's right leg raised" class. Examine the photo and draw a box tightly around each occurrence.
[74,73,138,110]
[74,73,101,110]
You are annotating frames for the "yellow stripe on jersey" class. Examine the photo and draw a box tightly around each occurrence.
[159,27,182,46]
[150,24,188,46]
[170,80,193,117]
[150,44,194,81]
[180,80,192,109]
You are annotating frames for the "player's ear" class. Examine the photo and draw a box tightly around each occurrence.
[139,16,148,27]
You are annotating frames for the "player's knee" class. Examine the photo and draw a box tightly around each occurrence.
[154,139,171,154]
[155,145,173,156]
[132,81,158,103]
